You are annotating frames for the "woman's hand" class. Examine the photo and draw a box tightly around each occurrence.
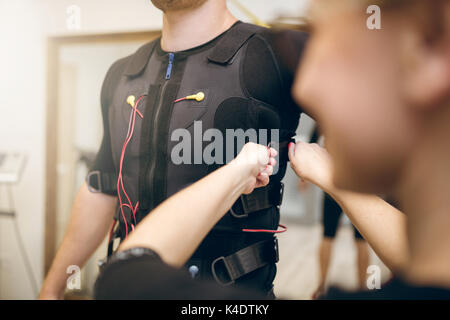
[288,141,334,194]
[230,142,278,194]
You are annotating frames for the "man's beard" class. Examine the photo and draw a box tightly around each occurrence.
[151,0,209,12]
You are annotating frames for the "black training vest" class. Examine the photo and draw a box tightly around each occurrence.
[98,22,296,293]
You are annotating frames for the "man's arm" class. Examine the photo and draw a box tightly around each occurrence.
[289,142,409,273]
[39,183,117,299]
[39,56,128,299]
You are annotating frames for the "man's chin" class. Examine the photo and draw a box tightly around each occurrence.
[151,0,208,12]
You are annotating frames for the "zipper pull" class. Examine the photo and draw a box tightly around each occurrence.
[166,52,174,80]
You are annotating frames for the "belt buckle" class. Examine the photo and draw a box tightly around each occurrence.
[229,195,249,218]
[278,182,285,206]
[211,256,235,286]
[274,237,279,263]
[86,170,102,193]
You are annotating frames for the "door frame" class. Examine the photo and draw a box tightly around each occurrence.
[44,30,160,275]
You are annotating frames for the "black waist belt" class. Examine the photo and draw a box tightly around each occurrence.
[207,238,279,286]
[86,170,117,194]
[230,182,284,218]
[279,138,295,163]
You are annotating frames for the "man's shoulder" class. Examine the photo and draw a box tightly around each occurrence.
[105,39,159,82]
[101,39,159,105]
[238,22,309,44]
[243,24,309,80]
[255,26,309,46]
[251,27,309,75]
[239,25,308,108]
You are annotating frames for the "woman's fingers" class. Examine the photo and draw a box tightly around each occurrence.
[244,143,277,172]
[288,142,296,164]
[237,142,281,194]
[288,141,334,193]
[259,147,276,176]
[264,164,274,176]
[268,156,277,166]
[269,147,278,158]
[256,172,270,186]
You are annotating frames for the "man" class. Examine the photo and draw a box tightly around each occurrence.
[40,0,308,299]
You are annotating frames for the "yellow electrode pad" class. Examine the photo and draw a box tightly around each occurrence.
[126,95,136,107]
[174,91,205,103]
[186,92,205,102]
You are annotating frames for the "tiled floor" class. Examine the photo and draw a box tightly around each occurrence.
[273,223,392,300]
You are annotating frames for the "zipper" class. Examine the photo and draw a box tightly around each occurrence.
[146,80,170,208]
[165,52,174,80]
[146,52,175,209]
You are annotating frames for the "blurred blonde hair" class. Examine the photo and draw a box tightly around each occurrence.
[310,0,448,43]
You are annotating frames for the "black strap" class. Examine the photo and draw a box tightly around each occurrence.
[86,170,117,194]
[230,182,284,218]
[211,238,279,286]
[123,40,158,77]
[208,22,263,65]
[279,137,296,163]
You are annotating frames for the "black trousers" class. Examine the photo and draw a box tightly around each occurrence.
[323,194,363,240]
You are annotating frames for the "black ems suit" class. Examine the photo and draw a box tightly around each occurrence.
[87,21,308,296]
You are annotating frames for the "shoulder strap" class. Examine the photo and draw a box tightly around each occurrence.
[123,39,158,77]
[207,22,265,65]
[85,40,159,194]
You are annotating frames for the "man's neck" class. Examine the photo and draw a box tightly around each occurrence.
[396,104,450,289]
[160,1,238,52]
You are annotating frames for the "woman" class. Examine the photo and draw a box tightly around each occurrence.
[95,0,450,299]
[289,0,450,298]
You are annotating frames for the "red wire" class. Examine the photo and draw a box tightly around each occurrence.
[108,220,117,243]
[119,96,144,233]
[117,95,145,238]
[117,116,135,237]
[133,108,144,119]
[173,97,187,103]
[117,119,136,235]
[242,224,287,233]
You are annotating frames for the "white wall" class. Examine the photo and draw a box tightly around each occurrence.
[0,0,47,300]
[0,0,310,299]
